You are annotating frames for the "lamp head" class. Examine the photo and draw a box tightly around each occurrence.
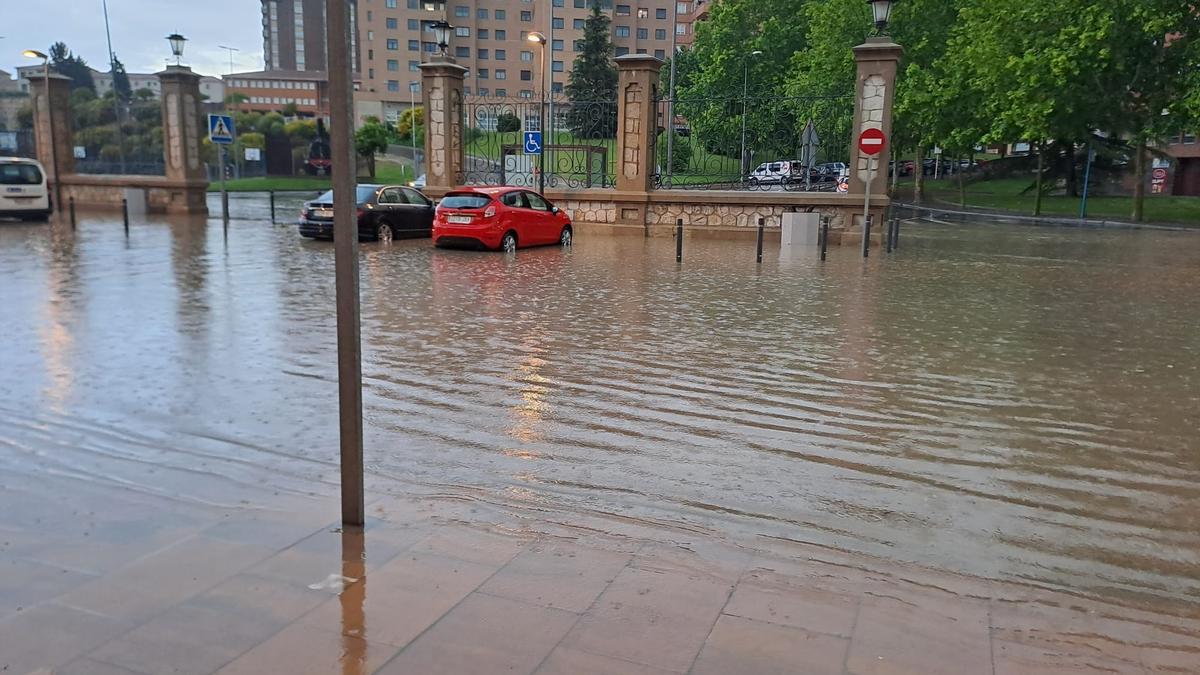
[23,49,48,60]
[528,31,547,45]
[866,0,894,34]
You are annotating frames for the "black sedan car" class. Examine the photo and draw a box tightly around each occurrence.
[298,184,435,242]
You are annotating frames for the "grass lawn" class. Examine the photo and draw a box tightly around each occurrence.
[212,161,415,192]
[901,175,1200,225]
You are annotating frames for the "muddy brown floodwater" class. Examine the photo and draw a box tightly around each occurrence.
[1,193,1197,617]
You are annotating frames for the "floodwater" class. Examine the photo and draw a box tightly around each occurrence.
[2,193,1198,616]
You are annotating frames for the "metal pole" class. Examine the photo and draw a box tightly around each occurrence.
[755,217,764,264]
[676,217,683,263]
[69,196,75,230]
[740,60,748,178]
[1079,143,1095,220]
[409,82,418,178]
[893,217,900,250]
[122,197,129,234]
[885,218,893,253]
[664,0,679,187]
[862,154,873,254]
[327,0,365,526]
[862,214,872,258]
[819,215,829,261]
[546,6,554,187]
[538,43,546,195]
[102,0,126,175]
[269,189,276,223]
[220,144,229,223]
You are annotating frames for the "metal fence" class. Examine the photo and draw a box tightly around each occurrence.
[654,93,855,191]
[76,159,167,176]
[460,94,617,189]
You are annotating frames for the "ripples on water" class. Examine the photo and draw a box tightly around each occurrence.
[0,195,1197,614]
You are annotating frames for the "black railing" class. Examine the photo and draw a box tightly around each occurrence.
[653,93,854,191]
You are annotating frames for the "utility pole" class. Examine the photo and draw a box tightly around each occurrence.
[218,45,240,75]
[102,0,126,173]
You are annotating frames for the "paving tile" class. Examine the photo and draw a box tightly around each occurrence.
[214,621,398,675]
[375,592,577,675]
[188,573,329,626]
[406,524,532,566]
[0,602,131,674]
[0,555,97,614]
[691,614,850,675]
[724,569,859,637]
[561,563,734,673]
[89,602,282,675]
[26,526,200,577]
[479,540,632,612]
[201,515,326,551]
[300,551,500,648]
[535,647,678,675]
[56,535,275,622]
[242,527,409,590]
[992,638,1146,675]
[846,596,992,675]
[53,657,144,675]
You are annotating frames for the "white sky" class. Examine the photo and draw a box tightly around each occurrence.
[2,0,264,78]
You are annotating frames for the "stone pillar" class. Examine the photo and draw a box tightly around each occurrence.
[847,37,903,217]
[614,54,662,195]
[27,72,74,196]
[157,66,209,214]
[419,58,467,193]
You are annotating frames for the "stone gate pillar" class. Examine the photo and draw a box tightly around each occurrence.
[614,54,662,195]
[847,37,903,226]
[419,58,467,193]
[27,71,74,201]
[158,66,209,214]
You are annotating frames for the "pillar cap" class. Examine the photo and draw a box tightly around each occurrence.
[853,38,903,61]
[156,65,200,81]
[24,72,73,83]
[614,54,665,72]
[418,58,468,76]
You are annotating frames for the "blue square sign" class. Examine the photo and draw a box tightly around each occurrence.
[523,131,543,155]
[208,114,235,145]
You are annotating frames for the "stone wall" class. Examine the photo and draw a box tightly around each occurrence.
[60,175,209,214]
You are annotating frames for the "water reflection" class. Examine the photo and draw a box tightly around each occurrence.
[339,528,367,675]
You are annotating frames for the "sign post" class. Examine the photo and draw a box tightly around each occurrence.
[858,127,887,256]
[208,114,235,224]
[524,131,544,193]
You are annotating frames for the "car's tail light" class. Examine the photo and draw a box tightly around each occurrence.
[483,205,496,218]
[356,208,364,218]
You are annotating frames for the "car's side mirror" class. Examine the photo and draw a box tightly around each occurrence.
[551,206,560,214]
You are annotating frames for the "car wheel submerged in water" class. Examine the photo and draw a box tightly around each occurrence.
[501,231,518,253]
[559,226,572,247]
[376,220,394,243]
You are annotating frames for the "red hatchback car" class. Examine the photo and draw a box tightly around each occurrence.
[433,186,573,252]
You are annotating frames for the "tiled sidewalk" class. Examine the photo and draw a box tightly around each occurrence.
[2,487,1198,675]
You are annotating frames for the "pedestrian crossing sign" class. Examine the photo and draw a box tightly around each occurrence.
[208,114,235,145]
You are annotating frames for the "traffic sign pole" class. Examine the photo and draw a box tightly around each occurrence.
[856,128,887,256]
[220,144,228,225]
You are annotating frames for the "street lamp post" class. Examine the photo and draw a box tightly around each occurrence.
[218,45,240,75]
[528,31,547,194]
[166,33,188,66]
[740,49,763,178]
[23,49,59,212]
[430,21,451,58]
[409,81,420,178]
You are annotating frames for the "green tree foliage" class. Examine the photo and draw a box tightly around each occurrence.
[355,117,391,177]
[496,111,521,133]
[396,106,424,137]
[656,131,692,173]
[110,55,132,103]
[565,0,617,137]
[49,42,96,93]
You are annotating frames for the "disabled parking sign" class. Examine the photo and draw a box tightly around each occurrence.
[523,131,543,155]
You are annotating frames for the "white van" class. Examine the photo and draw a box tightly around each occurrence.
[748,160,810,185]
[0,157,51,221]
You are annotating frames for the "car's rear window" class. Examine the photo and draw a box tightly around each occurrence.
[439,193,491,209]
[0,163,42,185]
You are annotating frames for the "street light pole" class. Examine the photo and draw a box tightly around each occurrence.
[740,50,762,179]
[528,32,548,194]
[24,50,59,212]
[409,81,419,178]
[665,0,679,187]
[218,45,240,75]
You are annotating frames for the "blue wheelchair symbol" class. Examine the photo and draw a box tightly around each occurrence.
[523,131,543,155]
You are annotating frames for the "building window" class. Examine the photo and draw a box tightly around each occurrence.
[519,90,532,98]
[367,30,374,41]
[478,28,489,39]
[676,2,689,14]
[636,48,646,54]
[656,7,667,18]
[520,10,532,21]
[477,7,487,19]
[520,31,529,42]
[386,18,398,29]
[478,87,489,96]
[616,4,630,15]
[456,26,470,37]
[368,48,375,60]
[615,26,630,37]
[554,0,564,6]
[388,39,400,50]
[495,29,507,40]
[495,69,507,80]
[601,0,613,8]
[406,0,416,7]
[553,17,564,29]
[521,51,533,62]
[654,49,665,59]
[551,81,563,93]
[638,7,649,18]
[520,70,532,81]
[423,41,438,52]
[615,46,629,56]
[495,88,506,96]
[387,59,399,71]
[386,0,396,6]
[495,49,507,60]
[478,48,489,59]
[552,60,564,72]
[388,80,400,91]
[637,27,648,39]
[478,68,488,79]
[409,60,420,71]
[456,46,470,57]
[495,9,506,20]
[454,5,468,17]
[574,0,585,7]
[655,28,666,39]
[573,18,585,29]
[408,18,418,29]
[552,39,564,51]
[573,39,584,52]
[676,23,686,34]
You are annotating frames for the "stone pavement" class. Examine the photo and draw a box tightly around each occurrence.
[2,481,1198,675]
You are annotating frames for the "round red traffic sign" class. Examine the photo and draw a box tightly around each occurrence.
[1152,168,1168,180]
[858,128,887,156]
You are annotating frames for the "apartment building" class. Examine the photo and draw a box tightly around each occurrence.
[354,0,692,123]
[261,0,359,73]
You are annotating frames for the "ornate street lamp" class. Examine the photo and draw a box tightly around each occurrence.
[430,21,451,57]
[866,0,895,35]
[166,33,187,66]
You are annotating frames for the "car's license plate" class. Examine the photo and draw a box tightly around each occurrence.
[6,187,22,193]
[315,208,332,218]
[448,215,472,224]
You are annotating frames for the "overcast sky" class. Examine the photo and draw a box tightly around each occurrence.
[2,0,264,78]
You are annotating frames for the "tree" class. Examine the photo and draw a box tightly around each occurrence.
[111,55,132,103]
[49,42,96,93]
[355,117,390,177]
[281,102,300,118]
[496,111,521,132]
[565,0,618,137]
[225,92,250,110]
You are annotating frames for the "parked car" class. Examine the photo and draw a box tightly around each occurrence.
[813,162,849,182]
[748,160,814,185]
[409,173,426,188]
[0,157,51,221]
[888,160,914,177]
[298,184,434,242]
[433,186,572,252]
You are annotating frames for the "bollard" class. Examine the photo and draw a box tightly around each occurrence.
[819,215,829,262]
[122,197,129,235]
[221,190,230,224]
[893,218,900,250]
[886,218,894,253]
[269,189,276,224]
[69,196,76,230]
[862,215,872,258]
[755,217,764,264]
[676,218,683,263]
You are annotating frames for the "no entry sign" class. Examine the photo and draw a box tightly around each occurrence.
[859,128,886,156]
